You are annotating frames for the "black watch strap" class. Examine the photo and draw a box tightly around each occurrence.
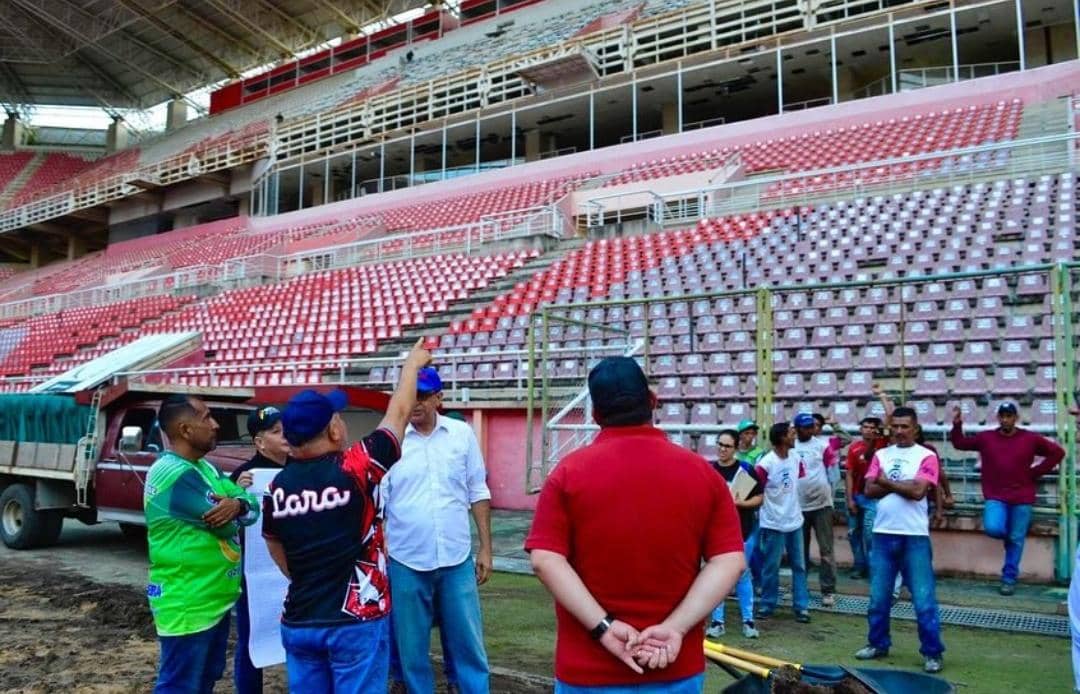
[589,614,616,640]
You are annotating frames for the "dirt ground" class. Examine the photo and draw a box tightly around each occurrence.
[0,525,548,694]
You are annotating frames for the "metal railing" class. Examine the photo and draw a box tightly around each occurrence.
[594,132,1080,225]
[853,62,1022,99]
[523,262,1080,579]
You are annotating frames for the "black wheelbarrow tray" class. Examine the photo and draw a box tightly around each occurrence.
[705,641,955,694]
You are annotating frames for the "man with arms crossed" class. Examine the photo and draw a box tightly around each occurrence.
[855,406,945,674]
[526,357,745,692]
[385,367,492,693]
[261,340,430,693]
[145,395,260,694]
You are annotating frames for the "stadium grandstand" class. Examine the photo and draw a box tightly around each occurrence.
[1,0,1080,603]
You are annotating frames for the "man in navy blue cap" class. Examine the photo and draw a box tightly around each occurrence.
[261,339,430,693]
[527,356,745,692]
[230,406,290,694]
[385,366,492,694]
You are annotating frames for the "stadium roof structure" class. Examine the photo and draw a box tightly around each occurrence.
[0,0,427,115]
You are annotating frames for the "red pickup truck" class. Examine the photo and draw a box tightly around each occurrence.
[0,380,387,549]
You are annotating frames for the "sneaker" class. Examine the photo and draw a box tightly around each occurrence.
[924,656,944,674]
[821,593,836,608]
[742,621,760,639]
[705,621,726,640]
[854,646,888,660]
[999,582,1016,596]
[794,611,811,623]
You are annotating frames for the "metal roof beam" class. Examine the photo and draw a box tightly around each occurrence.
[13,3,203,112]
[201,0,302,59]
[116,0,242,78]
[309,0,364,34]
[254,0,322,45]
[11,0,206,82]
[172,1,264,62]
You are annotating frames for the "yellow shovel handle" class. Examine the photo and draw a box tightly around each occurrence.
[706,642,802,671]
[704,646,772,679]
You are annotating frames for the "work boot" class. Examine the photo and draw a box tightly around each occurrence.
[924,656,944,674]
[854,646,888,660]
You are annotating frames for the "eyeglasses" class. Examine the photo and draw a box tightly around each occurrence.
[717,443,736,449]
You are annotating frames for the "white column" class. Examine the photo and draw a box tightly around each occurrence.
[1016,0,1026,70]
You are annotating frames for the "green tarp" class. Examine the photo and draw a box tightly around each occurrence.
[0,394,91,444]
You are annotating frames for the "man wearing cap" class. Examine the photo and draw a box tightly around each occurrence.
[526,357,745,692]
[384,367,492,693]
[793,412,838,608]
[951,402,1064,595]
[735,420,766,465]
[230,406,290,694]
[261,339,430,692]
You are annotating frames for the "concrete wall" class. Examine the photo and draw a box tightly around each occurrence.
[468,407,1059,582]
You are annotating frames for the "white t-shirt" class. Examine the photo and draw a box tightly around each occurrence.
[755,451,804,533]
[794,436,832,512]
[866,443,939,536]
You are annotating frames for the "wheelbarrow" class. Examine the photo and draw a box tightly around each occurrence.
[704,642,955,693]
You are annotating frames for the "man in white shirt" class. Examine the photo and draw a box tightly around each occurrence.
[753,422,810,623]
[854,406,945,674]
[384,367,492,693]
[793,413,837,607]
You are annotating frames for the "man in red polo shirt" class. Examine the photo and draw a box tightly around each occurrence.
[525,357,745,693]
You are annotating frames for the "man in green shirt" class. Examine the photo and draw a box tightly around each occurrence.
[145,394,259,694]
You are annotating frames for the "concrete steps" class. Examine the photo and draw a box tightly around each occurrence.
[0,153,43,209]
[358,237,588,366]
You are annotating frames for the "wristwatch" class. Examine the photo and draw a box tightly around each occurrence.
[590,614,616,640]
[235,498,250,517]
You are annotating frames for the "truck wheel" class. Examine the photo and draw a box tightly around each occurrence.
[0,484,63,550]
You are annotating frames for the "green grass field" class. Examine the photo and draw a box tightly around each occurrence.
[475,572,1072,692]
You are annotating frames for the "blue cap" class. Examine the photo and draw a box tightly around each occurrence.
[793,413,816,428]
[417,367,443,394]
[282,389,348,447]
[247,405,282,437]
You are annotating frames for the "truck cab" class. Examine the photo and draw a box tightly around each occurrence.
[93,396,256,529]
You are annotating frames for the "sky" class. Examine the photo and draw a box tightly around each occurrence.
[26,1,456,137]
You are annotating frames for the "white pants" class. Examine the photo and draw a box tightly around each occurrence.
[1070,543,1080,692]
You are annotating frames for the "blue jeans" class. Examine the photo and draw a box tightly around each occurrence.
[983,500,1033,585]
[713,531,757,625]
[154,613,230,694]
[234,582,262,694]
[867,533,944,657]
[555,673,705,693]
[280,617,389,693]
[389,615,456,684]
[389,557,489,694]
[847,495,875,573]
[757,527,809,614]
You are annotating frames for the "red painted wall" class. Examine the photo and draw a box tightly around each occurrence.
[460,408,540,511]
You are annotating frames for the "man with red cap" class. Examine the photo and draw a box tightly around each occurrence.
[261,340,430,693]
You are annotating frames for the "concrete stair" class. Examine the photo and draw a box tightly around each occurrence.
[0,153,44,209]
[345,237,589,379]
